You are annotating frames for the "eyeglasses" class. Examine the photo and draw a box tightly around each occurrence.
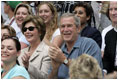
[23,26,36,32]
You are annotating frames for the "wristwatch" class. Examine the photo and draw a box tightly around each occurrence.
[63,58,68,65]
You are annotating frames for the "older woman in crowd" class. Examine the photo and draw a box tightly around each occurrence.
[1,37,30,79]
[103,1,117,79]
[37,2,63,47]
[18,15,51,79]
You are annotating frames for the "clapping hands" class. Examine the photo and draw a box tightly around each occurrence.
[21,52,30,69]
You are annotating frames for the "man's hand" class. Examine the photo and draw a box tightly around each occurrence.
[49,45,66,63]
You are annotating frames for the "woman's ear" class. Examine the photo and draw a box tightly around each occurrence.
[87,15,90,21]
[17,50,21,57]
[38,31,41,38]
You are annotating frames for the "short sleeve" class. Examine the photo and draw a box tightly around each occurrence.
[2,65,30,79]
[50,28,61,42]
[11,66,30,79]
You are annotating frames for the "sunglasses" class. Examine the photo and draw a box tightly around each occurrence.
[23,26,36,32]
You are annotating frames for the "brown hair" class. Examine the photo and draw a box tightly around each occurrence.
[1,25,16,37]
[22,15,46,41]
[72,2,93,26]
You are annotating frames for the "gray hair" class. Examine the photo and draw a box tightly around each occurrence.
[58,13,80,28]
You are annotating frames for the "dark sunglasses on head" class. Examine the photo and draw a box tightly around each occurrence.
[23,26,36,32]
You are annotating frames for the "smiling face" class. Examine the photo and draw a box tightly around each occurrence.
[109,1,117,26]
[74,7,90,25]
[23,22,40,43]
[60,17,79,43]
[15,7,29,27]
[1,39,18,64]
[38,4,53,24]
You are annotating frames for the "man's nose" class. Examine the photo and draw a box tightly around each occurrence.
[63,26,69,31]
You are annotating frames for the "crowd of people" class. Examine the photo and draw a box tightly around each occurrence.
[1,1,117,79]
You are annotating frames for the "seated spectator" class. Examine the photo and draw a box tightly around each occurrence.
[48,13,103,79]
[72,1,102,48]
[1,37,30,79]
[69,54,102,79]
[18,15,51,79]
[1,25,16,68]
[101,1,115,57]
[1,25,16,41]
[37,2,63,47]
[102,1,117,79]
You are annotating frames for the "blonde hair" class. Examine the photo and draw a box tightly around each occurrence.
[38,2,58,40]
[69,54,102,79]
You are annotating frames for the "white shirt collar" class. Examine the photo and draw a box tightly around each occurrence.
[113,27,117,32]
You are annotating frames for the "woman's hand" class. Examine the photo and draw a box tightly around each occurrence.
[21,52,30,69]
